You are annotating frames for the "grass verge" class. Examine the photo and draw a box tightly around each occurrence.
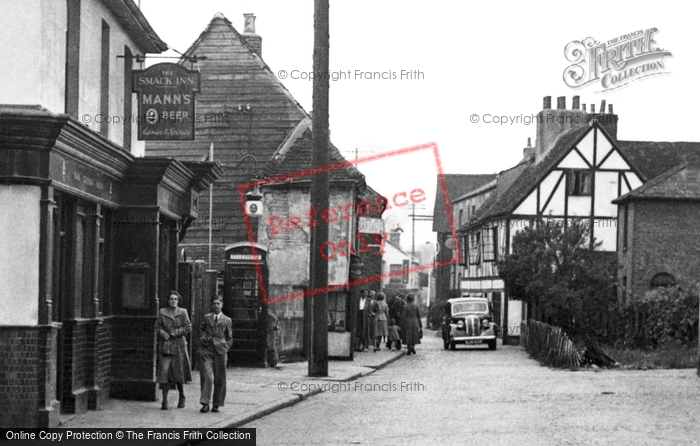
[603,343,698,370]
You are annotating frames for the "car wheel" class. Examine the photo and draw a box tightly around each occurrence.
[449,339,456,350]
[488,340,497,350]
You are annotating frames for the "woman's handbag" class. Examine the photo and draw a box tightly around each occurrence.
[161,338,176,356]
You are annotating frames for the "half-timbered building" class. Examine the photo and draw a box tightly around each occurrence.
[431,174,495,325]
[459,96,644,344]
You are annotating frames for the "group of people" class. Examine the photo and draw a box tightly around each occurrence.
[156,288,424,413]
[356,290,423,355]
[155,291,232,413]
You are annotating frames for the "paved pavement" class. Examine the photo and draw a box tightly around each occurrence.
[52,348,404,444]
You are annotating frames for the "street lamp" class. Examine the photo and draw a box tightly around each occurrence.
[218,154,265,217]
[244,176,264,217]
[349,255,364,280]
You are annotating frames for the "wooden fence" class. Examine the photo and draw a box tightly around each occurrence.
[522,320,582,368]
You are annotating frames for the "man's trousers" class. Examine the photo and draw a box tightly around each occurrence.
[199,348,227,406]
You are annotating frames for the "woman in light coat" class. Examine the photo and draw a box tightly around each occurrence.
[373,292,390,352]
[156,290,192,410]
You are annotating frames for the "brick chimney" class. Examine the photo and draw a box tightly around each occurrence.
[522,137,534,162]
[588,101,618,140]
[388,228,402,248]
[534,95,618,163]
[242,13,262,56]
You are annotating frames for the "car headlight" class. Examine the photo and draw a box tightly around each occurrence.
[456,320,465,329]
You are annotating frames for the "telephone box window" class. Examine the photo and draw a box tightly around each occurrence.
[328,292,348,332]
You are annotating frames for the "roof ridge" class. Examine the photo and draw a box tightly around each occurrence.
[613,161,691,202]
[266,118,313,169]
[179,13,310,120]
[469,125,592,223]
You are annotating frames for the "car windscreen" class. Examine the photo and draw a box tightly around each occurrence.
[452,302,488,314]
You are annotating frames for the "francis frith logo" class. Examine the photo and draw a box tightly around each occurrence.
[563,28,672,92]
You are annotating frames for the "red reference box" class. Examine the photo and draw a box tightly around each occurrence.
[238,141,461,305]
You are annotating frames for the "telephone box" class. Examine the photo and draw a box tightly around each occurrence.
[223,243,268,366]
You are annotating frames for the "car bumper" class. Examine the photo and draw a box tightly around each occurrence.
[450,333,497,342]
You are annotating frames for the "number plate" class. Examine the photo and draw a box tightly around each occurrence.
[467,340,481,345]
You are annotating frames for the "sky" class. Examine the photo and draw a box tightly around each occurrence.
[140,0,700,254]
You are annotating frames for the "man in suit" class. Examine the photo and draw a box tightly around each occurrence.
[198,295,233,413]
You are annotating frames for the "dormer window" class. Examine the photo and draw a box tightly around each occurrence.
[567,170,592,196]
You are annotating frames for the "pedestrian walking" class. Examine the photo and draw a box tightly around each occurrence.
[198,295,233,413]
[367,290,378,345]
[390,293,406,349]
[156,290,192,410]
[355,289,370,351]
[403,294,422,355]
[373,292,389,352]
[387,318,401,350]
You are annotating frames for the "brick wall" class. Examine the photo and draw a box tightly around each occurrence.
[358,235,382,293]
[625,200,700,299]
[0,326,59,427]
[110,317,157,401]
[58,319,111,414]
[92,319,112,409]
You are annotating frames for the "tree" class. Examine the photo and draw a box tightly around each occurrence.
[497,221,617,365]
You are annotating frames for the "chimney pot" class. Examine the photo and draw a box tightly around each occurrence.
[243,13,256,33]
[543,96,551,109]
[582,104,587,112]
[600,100,607,114]
[608,104,614,114]
[523,137,534,160]
[591,104,596,113]
[242,13,262,56]
[557,96,566,109]
[572,96,580,110]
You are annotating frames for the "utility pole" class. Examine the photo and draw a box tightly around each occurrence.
[409,202,433,256]
[309,0,330,377]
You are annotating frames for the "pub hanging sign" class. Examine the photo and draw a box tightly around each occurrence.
[132,62,200,140]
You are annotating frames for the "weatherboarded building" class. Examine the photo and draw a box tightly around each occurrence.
[146,13,379,363]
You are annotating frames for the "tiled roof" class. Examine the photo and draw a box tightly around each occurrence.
[432,174,496,233]
[359,186,388,218]
[463,124,700,230]
[262,127,365,186]
[468,125,592,226]
[617,140,700,181]
[449,111,700,233]
[614,162,700,202]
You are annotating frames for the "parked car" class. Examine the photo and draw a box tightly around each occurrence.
[442,297,498,350]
